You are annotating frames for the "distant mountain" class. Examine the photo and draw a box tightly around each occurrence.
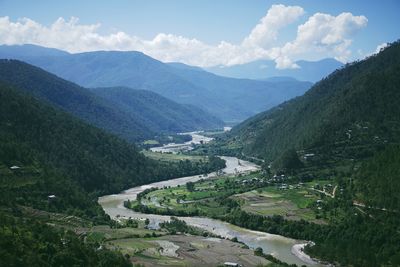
[166,62,204,72]
[205,58,343,82]
[0,44,313,123]
[0,44,69,58]
[222,41,400,161]
[262,76,300,82]
[0,60,222,142]
[166,63,313,123]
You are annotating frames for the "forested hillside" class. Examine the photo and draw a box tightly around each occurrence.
[91,87,223,133]
[223,41,400,162]
[0,80,226,214]
[0,80,226,266]
[0,60,222,143]
[199,41,400,267]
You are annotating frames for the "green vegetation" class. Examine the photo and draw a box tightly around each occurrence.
[0,60,223,144]
[233,186,321,223]
[91,87,223,135]
[0,211,132,267]
[0,70,225,266]
[128,173,267,217]
[189,42,400,266]
[355,144,400,211]
[159,217,208,236]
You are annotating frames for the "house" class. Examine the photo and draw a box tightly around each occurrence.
[10,165,20,170]
[279,184,288,190]
[224,262,242,267]
[303,153,315,160]
[48,195,57,201]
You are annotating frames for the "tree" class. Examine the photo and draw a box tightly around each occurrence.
[273,148,303,173]
[186,182,195,192]
[254,247,263,256]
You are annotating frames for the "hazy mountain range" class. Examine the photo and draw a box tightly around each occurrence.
[0,44,314,123]
[205,58,343,82]
[0,60,223,142]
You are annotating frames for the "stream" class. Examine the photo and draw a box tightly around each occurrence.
[99,132,323,266]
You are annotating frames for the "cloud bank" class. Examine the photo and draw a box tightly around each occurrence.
[0,5,367,68]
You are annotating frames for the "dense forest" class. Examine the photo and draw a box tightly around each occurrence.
[0,81,225,266]
[211,41,400,162]
[0,60,222,143]
[0,81,226,211]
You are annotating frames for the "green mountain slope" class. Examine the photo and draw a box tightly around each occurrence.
[0,81,159,199]
[0,59,154,142]
[0,80,225,216]
[0,78,229,266]
[226,41,400,161]
[90,87,223,133]
[0,60,222,143]
[208,42,400,267]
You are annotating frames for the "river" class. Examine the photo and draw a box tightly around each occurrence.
[99,132,323,266]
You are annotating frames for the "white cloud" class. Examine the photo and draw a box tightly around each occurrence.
[0,6,368,69]
[276,12,368,66]
[374,42,388,54]
[242,4,304,48]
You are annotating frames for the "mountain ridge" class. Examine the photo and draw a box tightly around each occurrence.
[205,58,343,82]
[0,59,223,142]
[0,44,313,123]
[221,41,400,162]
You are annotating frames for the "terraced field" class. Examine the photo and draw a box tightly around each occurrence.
[233,187,321,222]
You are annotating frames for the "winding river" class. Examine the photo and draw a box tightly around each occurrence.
[99,132,323,266]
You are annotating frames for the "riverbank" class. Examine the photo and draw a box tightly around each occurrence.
[99,132,323,266]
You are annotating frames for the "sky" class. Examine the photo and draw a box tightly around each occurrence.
[0,0,399,68]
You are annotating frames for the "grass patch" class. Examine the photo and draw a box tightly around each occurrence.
[143,140,160,145]
[141,150,208,163]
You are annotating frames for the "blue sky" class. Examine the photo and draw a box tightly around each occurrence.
[0,0,399,67]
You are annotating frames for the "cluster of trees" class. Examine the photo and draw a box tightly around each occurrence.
[0,211,132,267]
[159,156,226,178]
[356,144,400,211]
[159,217,206,236]
[223,202,400,266]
